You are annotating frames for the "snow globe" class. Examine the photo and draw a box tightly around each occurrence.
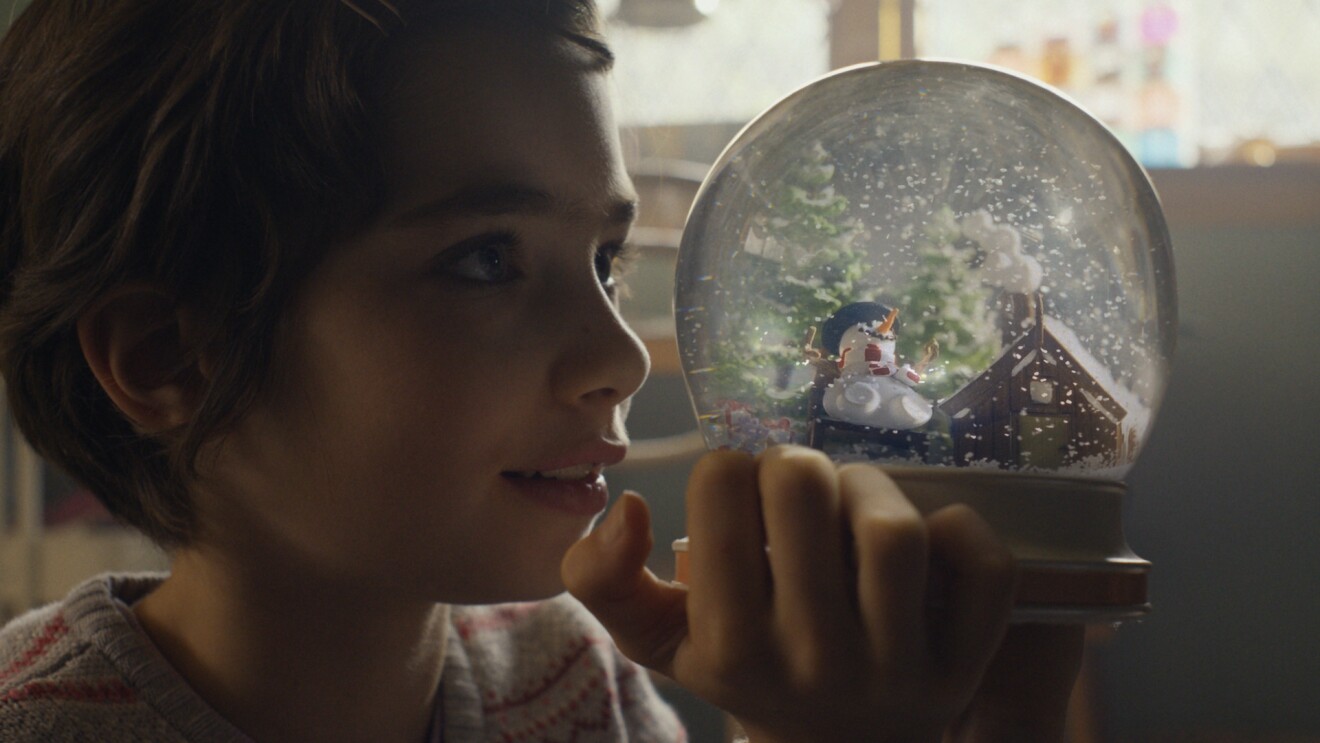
[672,60,1176,622]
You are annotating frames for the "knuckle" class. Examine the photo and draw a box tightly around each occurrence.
[980,534,1016,571]
[695,636,761,692]
[686,450,757,508]
[927,503,985,542]
[855,510,928,559]
[761,474,829,514]
[836,461,893,487]
[837,464,918,517]
[691,609,759,662]
[759,442,828,464]
[930,504,1016,576]
[929,502,982,529]
[785,638,849,692]
[757,449,838,509]
[690,449,755,487]
[758,444,835,482]
[973,545,1017,589]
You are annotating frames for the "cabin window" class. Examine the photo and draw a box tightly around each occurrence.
[1030,379,1056,404]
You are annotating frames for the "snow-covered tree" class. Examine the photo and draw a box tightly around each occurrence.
[709,141,872,424]
[894,206,1000,401]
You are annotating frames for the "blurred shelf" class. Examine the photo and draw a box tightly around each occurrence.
[1149,164,1320,228]
[0,525,167,616]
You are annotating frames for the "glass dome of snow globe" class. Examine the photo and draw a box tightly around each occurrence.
[672,60,1176,621]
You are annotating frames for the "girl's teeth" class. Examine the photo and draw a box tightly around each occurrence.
[514,464,603,480]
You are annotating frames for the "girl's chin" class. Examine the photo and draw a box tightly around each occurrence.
[449,573,570,605]
[444,539,585,605]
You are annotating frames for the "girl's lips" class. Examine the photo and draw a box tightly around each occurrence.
[502,471,609,516]
[519,441,628,474]
[502,440,625,515]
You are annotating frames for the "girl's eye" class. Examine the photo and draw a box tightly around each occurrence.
[436,232,522,285]
[594,241,636,294]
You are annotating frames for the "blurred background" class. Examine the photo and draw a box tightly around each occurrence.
[3,1,1318,741]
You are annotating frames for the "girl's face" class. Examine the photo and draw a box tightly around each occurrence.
[200,25,649,604]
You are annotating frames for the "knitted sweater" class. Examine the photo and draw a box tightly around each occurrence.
[0,573,686,742]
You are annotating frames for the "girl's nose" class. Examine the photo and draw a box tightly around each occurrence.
[549,286,650,411]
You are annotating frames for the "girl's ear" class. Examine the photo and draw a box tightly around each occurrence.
[76,285,208,433]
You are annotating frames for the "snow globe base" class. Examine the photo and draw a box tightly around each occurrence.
[672,467,1150,624]
[887,467,1149,623]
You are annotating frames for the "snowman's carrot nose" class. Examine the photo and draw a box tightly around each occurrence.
[877,308,899,334]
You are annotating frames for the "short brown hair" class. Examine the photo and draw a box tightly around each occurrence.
[0,0,611,547]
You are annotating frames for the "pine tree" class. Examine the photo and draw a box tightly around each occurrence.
[894,206,1000,401]
[708,141,872,428]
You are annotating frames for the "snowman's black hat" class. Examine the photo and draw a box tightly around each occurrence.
[820,301,899,355]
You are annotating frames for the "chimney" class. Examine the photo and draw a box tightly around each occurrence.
[998,291,1042,346]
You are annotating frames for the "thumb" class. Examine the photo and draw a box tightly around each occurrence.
[562,491,689,677]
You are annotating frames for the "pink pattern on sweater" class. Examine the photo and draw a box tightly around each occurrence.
[455,600,686,743]
[2,678,137,705]
[454,603,543,641]
[482,636,604,714]
[0,614,67,683]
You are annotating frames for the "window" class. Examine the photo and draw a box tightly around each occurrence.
[915,0,1320,168]
[603,0,831,127]
[1030,378,1056,404]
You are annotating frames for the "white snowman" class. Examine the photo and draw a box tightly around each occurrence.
[818,303,934,430]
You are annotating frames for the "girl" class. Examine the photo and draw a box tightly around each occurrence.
[0,1,1081,740]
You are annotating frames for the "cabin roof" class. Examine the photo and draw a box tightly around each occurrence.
[1042,316,1150,429]
[938,314,1139,422]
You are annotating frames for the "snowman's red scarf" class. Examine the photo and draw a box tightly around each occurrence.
[838,345,921,383]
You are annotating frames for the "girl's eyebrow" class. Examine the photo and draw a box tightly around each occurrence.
[389,182,638,227]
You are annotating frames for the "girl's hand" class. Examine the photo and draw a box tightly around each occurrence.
[563,445,1077,743]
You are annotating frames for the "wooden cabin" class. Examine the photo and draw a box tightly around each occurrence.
[937,301,1135,470]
